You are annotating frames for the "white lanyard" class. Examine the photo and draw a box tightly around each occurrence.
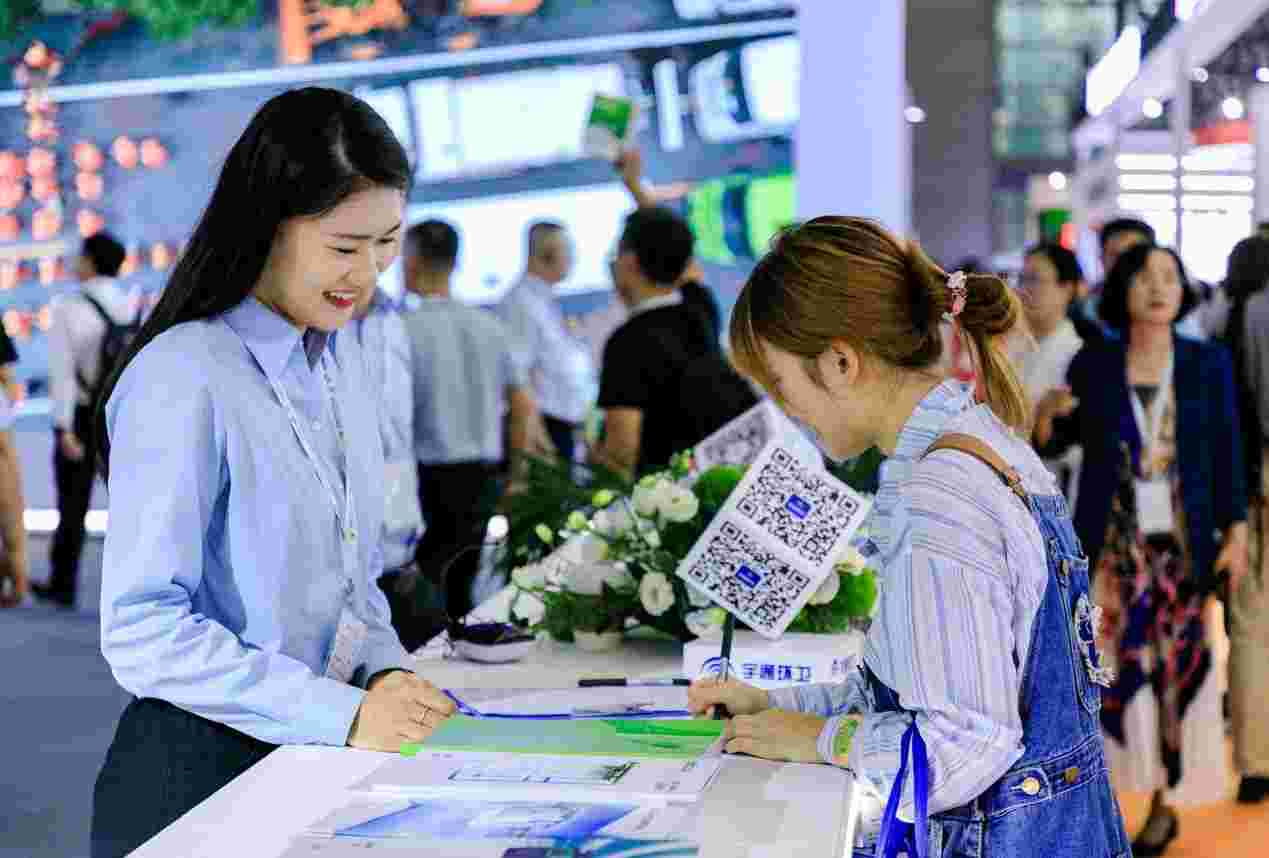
[1128,351,1173,474]
[267,355,358,552]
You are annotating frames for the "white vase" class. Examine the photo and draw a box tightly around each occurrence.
[574,629,624,652]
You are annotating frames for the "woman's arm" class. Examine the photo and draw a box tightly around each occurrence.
[101,341,366,746]
[767,665,874,719]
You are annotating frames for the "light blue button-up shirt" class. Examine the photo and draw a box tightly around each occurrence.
[403,296,527,465]
[100,297,413,747]
[768,382,1055,826]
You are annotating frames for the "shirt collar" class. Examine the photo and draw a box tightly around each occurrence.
[627,291,682,318]
[224,297,333,381]
[889,380,975,463]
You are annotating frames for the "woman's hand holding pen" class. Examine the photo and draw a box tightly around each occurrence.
[346,671,456,752]
[687,677,770,718]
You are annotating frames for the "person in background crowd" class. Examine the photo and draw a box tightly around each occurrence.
[1017,242,1085,403]
[617,148,722,343]
[401,219,542,636]
[0,326,27,609]
[347,285,421,614]
[689,217,1130,857]
[1035,244,1246,856]
[497,221,594,463]
[38,232,131,609]
[89,88,456,858]
[1017,242,1084,498]
[1212,235,1269,805]
[593,207,717,476]
[1072,217,1156,344]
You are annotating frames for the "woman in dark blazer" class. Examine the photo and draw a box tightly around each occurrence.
[1035,243,1247,856]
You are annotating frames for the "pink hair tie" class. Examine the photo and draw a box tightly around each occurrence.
[943,271,967,322]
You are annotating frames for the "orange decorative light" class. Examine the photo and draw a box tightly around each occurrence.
[0,152,23,182]
[31,206,62,241]
[3,310,19,338]
[77,209,105,238]
[36,304,52,332]
[112,136,139,169]
[0,180,24,210]
[76,171,103,201]
[0,214,19,242]
[31,174,59,202]
[73,141,104,173]
[139,138,168,169]
[26,147,56,178]
[149,241,173,270]
[0,263,17,292]
[27,116,59,143]
[24,41,49,69]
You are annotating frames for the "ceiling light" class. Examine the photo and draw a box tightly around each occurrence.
[1142,97,1163,119]
[904,106,926,124]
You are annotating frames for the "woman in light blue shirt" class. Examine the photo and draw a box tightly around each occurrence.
[89,88,454,858]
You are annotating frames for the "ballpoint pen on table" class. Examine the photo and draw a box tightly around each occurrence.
[578,678,691,687]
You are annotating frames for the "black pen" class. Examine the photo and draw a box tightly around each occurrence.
[578,678,691,687]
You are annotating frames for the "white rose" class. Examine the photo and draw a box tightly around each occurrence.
[638,571,676,617]
[809,571,841,606]
[641,526,662,549]
[660,486,700,523]
[687,583,712,608]
[511,564,548,589]
[559,533,609,567]
[685,608,726,639]
[592,505,633,537]
[566,562,635,596]
[511,592,545,625]
[632,478,665,518]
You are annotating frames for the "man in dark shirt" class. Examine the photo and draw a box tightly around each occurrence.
[593,207,716,476]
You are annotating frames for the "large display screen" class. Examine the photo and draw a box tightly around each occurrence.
[0,1,798,399]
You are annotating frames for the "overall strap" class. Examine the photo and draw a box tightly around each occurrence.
[921,432,1029,505]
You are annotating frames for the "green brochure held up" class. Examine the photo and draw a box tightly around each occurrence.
[401,716,724,760]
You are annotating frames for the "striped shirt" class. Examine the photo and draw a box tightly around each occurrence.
[768,381,1057,825]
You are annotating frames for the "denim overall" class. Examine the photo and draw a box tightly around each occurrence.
[861,438,1132,858]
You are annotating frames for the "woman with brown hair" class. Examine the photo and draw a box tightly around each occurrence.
[688,217,1129,856]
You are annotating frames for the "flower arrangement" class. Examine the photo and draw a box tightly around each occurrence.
[508,452,881,644]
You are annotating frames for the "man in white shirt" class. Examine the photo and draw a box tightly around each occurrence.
[38,232,132,608]
[1017,242,1084,500]
[497,221,595,464]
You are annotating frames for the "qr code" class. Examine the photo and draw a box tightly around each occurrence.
[733,447,863,567]
[681,521,813,636]
[694,404,771,470]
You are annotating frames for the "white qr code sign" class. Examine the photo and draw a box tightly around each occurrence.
[676,441,872,638]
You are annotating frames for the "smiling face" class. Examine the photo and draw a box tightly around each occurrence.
[1126,248,1184,327]
[253,185,404,331]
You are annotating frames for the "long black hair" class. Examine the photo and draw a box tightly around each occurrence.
[93,87,411,480]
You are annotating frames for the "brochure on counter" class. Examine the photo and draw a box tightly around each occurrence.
[356,750,723,804]
[402,716,722,760]
[282,795,701,857]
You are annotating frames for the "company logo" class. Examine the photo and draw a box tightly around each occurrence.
[785,495,812,519]
[699,656,729,677]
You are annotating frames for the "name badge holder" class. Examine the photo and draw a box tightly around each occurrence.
[1130,353,1174,538]
[267,355,366,683]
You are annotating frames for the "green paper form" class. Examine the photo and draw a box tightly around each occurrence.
[401,717,724,760]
